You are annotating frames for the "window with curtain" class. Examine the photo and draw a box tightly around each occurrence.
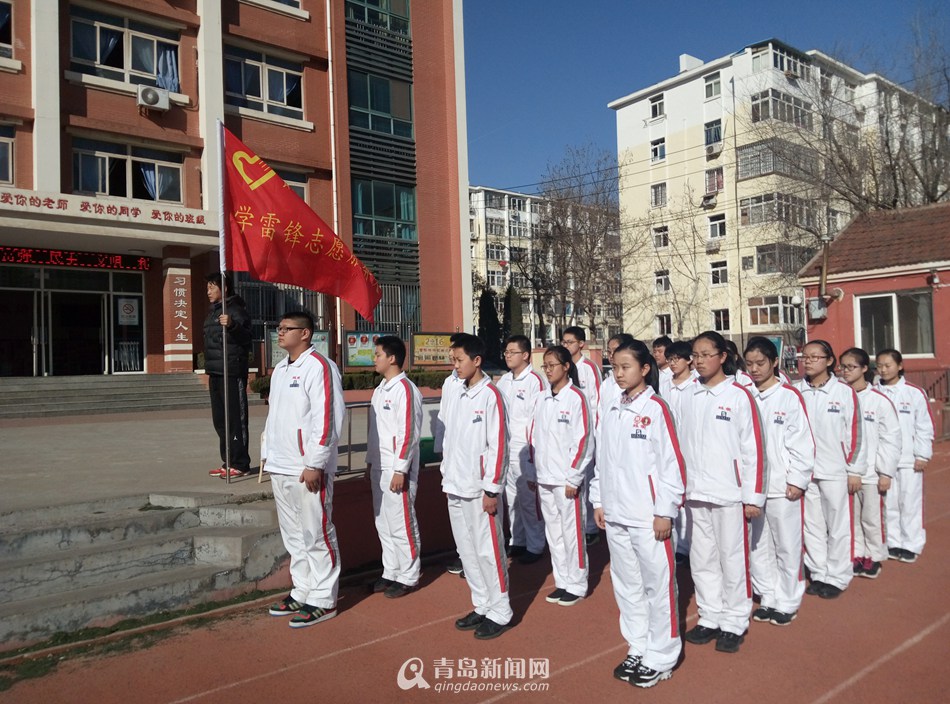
[69,7,180,91]
[0,1,13,59]
[225,46,303,120]
[351,178,416,241]
[71,138,183,203]
[0,124,12,185]
[348,69,413,138]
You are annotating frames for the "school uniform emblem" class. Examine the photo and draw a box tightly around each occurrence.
[557,410,571,424]
[289,376,301,388]
[631,414,652,429]
[898,403,912,415]
[863,411,875,422]
[516,389,526,401]
[383,397,392,410]
[472,410,484,424]
[827,401,842,414]
[773,411,786,426]
[715,406,732,422]
[630,428,647,440]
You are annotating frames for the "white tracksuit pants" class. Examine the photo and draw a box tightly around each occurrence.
[272,473,340,609]
[606,521,681,673]
[371,469,421,586]
[538,483,588,597]
[674,507,691,556]
[750,496,805,614]
[803,477,853,590]
[447,494,512,625]
[505,442,546,554]
[852,484,887,563]
[583,460,599,535]
[687,500,751,636]
[886,467,926,555]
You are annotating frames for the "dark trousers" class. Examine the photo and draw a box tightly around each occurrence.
[209,375,251,472]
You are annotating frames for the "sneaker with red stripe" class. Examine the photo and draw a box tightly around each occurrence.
[209,467,225,477]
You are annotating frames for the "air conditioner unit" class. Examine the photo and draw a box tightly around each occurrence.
[705,239,721,253]
[705,142,723,157]
[137,85,170,111]
[701,193,717,209]
[784,69,800,80]
[807,297,828,320]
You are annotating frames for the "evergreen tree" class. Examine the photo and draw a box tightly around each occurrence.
[477,289,503,366]
[502,285,524,339]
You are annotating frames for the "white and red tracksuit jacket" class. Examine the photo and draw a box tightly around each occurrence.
[434,370,464,453]
[749,381,815,497]
[527,381,593,488]
[575,356,602,422]
[875,377,934,469]
[795,375,864,479]
[440,374,509,499]
[496,365,547,447]
[261,346,345,477]
[591,387,686,527]
[366,371,423,479]
[855,386,901,483]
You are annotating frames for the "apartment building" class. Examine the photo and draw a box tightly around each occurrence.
[0,0,468,377]
[609,38,929,347]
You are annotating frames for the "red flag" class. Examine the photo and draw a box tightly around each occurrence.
[221,126,382,321]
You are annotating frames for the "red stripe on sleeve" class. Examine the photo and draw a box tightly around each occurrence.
[311,351,333,447]
[531,370,545,391]
[649,395,687,490]
[568,386,590,469]
[398,378,414,460]
[784,383,816,454]
[488,384,507,484]
[846,386,859,463]
[735,383,765,493]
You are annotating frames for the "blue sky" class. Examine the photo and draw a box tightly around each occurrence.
[462,0,942,192]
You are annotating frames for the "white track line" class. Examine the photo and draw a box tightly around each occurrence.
[809,612,950,704]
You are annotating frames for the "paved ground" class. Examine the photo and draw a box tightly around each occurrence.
[2,421,947,703]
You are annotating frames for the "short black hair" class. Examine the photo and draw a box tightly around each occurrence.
[652,335,673,350]
[451,333,485,361]
[665,340,692,360]
[279,310,315,333]
[206,271,234,295]
[375,335,407,368]
[608,333,635,347]
[563,326,586,342]
[504,335,531,354]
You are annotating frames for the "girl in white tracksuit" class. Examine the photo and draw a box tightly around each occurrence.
[744,337,814,627]
[796,340,864,599]
[592,339,685,688]
[528,345,593,606]
[680,331,766,654]
[839,348,901,578]
[875,349,935,563]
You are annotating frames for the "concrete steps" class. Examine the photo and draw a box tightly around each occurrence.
[0,493,286,650]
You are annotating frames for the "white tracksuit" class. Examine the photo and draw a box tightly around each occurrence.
[599,372,622,421]
[434,370,464,453]
[441,374,512,625]
[662,371,699,556]
[262,347,346,610]
[592,387,685,673]
[851,386,901,564]
[680,377,766,636]
[367,372,423,587]
[796,376,863,591]
[497,366,548,555]
[748,382,815,615]
[575,356,602,535]
[876,377,934,555]
[528,381,593,597]
[658,366,674,398]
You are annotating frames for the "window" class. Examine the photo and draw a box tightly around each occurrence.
[737,139,818,180]
[485,217,504,236]
[708,214,726,239]
[858,291,934,356]
[650,94,665,119]
[844,82,856,104]
[509,197,525,211]
[650,183,667,208]
[345,0,410,36]
[509,219,527,238]
[748,295,802,326]
[820,67,832,94]
[485,192,505,209]
[704,120,722,146]
[275,169,307,201]
[754,243,813,274]
[710,260,728,286]
[751,89,812,129]
[486,243,505,261]
[705,167,724,193]
[704,72,721,99]
[486,270,505,288]
[352,179,417,240]
[273,0,301,6]
[71,138,182,202]
[827,208,844,233]
[348,70,412,137]
[653,226,669,249]
[69,7,180,91]
[650,138,666,162]
[772,47,810,80]
[742,256,754,270]
[0,1,11,59]
[655,269,670,293]
[740,193,815,228]
[713,308,730,332]
[751,48,768,73]
[656,314,672,336]
[0,124,12,185]
[509,246,527,263]
[225,45,302,120]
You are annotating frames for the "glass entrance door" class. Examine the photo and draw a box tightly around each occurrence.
[47,292,107,375]
[0,290,37,376]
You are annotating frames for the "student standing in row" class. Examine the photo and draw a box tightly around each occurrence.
[593,339,685,688]
[599,333,634,419]
[839,348,900,578]
[744,337,814,627]
[680,331,765,654]
[876,349,934,563]
[441,334,512,639]
[435,333,467,577]
[497,335,548,564]
[652,336,674,397]
[796,340,863,600]
[529,346,593,607]
[367,336,423,598]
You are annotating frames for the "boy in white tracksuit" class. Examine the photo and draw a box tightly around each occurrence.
[875,352,934,562]
[263,312,346,627]
[366,336,423,597]
[442,334,512,639]
[496,336,548,561]
[593,374,685,687]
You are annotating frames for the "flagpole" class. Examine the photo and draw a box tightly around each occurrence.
[217,119,232,485]
[326,0,345,367]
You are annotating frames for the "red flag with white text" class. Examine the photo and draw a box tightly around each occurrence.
[221,127,381,321]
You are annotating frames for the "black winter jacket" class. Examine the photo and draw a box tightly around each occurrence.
[204,295,252,376]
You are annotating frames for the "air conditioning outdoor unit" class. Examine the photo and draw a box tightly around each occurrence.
[705,142,723,157]
[807,297,828,320]
[784,69,800,80]
[137,85,170,112]
[701,193,717,209]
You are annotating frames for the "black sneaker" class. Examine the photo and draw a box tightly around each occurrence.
[612,655,641,683]
[805,580,826,596]
[715,631,745,653]
[288,605,337,628]
[268,594,304,616]
[684,624,721,644]
[861,561,883,579]
[585,532,601,546]
[558,592,583,607]
[853,559,866,576]
[507,545,527,557]
[752,607,774,622]
[384,582,415,599]
[545,588,566,603]
[455,611,485,631]
[631,662,673,688]
[818,583,842,599]
[518,550,544,565]
[770,611,797,626]
[898,550,918,563]
[887,547,903,561]
[474,618,510,640]
[371,577,393,593]
[446,558,464,574]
